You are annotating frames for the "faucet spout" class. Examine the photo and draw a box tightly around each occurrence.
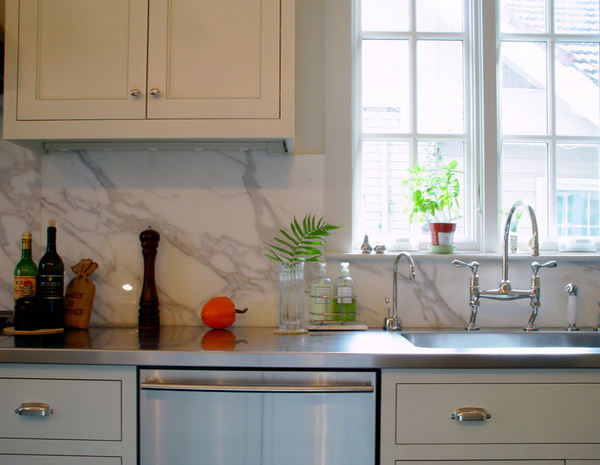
[501,200,539,284]
[384,252,416,331]
[480,200,540,299]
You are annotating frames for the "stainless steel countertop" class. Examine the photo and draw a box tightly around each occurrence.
[1,326,600,369]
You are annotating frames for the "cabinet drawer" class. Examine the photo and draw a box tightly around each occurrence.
[395,382,600,444]
[0,378,122,440]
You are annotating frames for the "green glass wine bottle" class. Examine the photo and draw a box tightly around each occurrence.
[38,220,65,329]
[14,232,38,303]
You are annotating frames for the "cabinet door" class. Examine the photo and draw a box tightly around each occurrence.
[0,364,137,465]
[17,0,148,120]
[146,0,281,119]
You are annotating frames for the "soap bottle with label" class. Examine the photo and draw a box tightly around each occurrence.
[310,262,332,322]
[332,262,356,322]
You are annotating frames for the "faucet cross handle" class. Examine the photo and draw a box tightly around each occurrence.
[452,259,479,274]
[531,260,557,277]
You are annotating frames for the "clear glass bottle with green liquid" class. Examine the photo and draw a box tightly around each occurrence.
[310,262,333,322]
[332,262,356,322]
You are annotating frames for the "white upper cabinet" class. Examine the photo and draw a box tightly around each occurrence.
[3,0,294,153]
[16,0,148,120]
[147,0,281,119]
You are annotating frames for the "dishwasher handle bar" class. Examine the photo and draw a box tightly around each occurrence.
[141,380,374,394]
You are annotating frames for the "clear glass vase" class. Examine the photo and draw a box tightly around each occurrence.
[277,262,306,334]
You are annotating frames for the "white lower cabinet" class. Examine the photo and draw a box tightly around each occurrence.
[0,364,136,465]
[381,369,600,465]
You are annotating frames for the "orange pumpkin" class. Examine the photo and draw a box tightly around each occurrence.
[201,296,248,329]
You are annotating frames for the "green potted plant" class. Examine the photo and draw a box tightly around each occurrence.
[402,160,462,253]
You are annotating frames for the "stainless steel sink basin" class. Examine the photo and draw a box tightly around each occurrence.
[401,331,600,349]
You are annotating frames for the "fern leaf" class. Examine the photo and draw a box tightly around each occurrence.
[264,214,342,263]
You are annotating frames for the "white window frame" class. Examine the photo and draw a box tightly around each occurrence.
[325,0,494,253]
[358,1,480,251]
[498,3,600,250]
[325,0,599,254]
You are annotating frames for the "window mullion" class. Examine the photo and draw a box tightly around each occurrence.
[465,0,478,248]
[547,33,557,239]
[481,0,500,252]
[410,33,418,167]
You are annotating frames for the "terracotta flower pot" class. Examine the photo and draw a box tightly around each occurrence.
[428,223,457,253]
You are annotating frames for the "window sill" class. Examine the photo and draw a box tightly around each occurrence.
[326,251,600,262]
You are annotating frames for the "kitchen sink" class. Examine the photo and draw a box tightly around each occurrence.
[401,330,600,349]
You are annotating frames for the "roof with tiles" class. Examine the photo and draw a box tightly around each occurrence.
[503,0,600,84]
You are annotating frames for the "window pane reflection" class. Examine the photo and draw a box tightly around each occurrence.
[501,143,548,235]
[417,0,464,32]
[556,144,600,237]
[501,41,548,135]
[361,141,411,240]
[555,42,600,136]
[417,40,465,134]
[363,40,410,134]
[555,0,599,34]
[362,0,409,32]
[501,0,547,33]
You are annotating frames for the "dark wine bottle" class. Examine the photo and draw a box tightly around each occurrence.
[38,220,65,329]
[14,281,38,331]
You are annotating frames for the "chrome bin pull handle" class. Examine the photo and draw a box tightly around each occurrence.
[451,407,491,422]
[15,402,54,417]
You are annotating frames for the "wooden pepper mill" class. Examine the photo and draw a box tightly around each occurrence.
[138,226,160,330]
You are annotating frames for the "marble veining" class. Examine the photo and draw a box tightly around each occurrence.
[32,148,325,327]
[0,133,599,330]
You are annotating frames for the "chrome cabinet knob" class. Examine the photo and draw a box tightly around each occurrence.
[129,89,142,97]
[149,88,161,96]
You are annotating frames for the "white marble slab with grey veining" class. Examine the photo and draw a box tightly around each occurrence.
[1,138,599,330]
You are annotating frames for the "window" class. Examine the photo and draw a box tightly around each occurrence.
[499,0,600,247]
[360,0,475,249]
[324,0,600,253]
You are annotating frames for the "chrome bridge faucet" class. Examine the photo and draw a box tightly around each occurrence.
[452,200,557,331]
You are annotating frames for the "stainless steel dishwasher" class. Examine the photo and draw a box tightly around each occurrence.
[139,368,377,465]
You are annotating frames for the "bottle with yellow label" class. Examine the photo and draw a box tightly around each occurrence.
[14,232,38,302]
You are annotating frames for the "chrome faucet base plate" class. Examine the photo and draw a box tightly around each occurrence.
[383,317,402,332]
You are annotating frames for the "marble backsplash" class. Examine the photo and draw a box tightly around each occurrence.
[1,135,600,330]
